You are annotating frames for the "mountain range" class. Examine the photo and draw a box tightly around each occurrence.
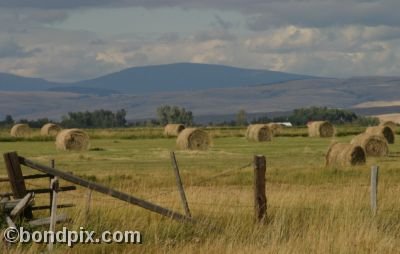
[0,63,399,122]
[0,63,314,94]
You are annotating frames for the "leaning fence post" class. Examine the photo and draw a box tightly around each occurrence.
[170,151,191,218]
[254,155,267,223]
[3,152,33,219]
[371,165,379,216]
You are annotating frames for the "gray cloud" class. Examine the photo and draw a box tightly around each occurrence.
[245,1,400,30]
[157,32,180,43]
[0,9,68,25]
[0,40,40,58]
[193,29,236,42]
[212,14,234,30]
[19,9,68,24]
[1,0,400,80]
[0,1,113,9]
[1,1,399,29]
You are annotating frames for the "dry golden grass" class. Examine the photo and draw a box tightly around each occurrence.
[0,127,399,253]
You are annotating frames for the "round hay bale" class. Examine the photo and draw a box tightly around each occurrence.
[246,124,273,142]
[380,121,397,132]
[176,128,210,150]
[350,133,388,157]
[325,143,366,167]
[55,129,90,151]
[366,126,395,144]
[10,124,31,137]
[40,123,62,136]
[308,121,335,137]
[164,124,185,137]
[266,123,283,136]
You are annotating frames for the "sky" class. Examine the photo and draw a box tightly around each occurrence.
[0,0,400,82]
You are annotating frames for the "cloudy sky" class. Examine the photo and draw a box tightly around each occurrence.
[1,0,400,82]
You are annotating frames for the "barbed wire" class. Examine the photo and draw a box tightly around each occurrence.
[109,161,253,210]
[15,160,253,212]
[19,175,400,218]
[143,161,252,201]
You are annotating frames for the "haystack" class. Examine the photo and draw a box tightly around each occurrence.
[55,129,90,151]
[40,123,62,136]
[176,128,210,150]
[246,124,273,142]
[10,124,31,137]
[380,121,397,132]
[366,126,395,144]
[308,121,335,137]
[350,133,388,157]
[325,143,366,167]
[267,123,283,136]
[164,124,185,137]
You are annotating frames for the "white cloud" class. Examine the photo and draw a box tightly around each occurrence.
[3,24,400,81]
[96,50,127,65]
[1,1,400,80]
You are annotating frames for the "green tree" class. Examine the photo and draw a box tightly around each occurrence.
[288,106,358,125]
[157,105,193,125]
[61,109,127,128]
[19,118,52,128]
[0,115,14,127]
[354,116,380,126]
[236,109,247,126]
[4,115,14,125]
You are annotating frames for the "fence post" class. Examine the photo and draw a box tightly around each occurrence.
[49,159,55,215]
[170,152,191,218]
[48,176,59,252]
[254,155,267,223]
[3,152,33,219]
[84,189,93,224]
[371,165,379,216]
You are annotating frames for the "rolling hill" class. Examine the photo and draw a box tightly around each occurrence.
[73,63,316,93]
[0,63,316,94]
[0,63,400,122]
[1,77,400,122]
[0,73,61,91]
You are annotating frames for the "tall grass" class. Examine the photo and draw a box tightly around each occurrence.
[0,128,399,253]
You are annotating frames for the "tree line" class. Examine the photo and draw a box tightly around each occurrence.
[0,106,380,128]
[250,106,379,126]
[0,109,127,128]
[61,109,127,128]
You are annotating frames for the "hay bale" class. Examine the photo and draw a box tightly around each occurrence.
[380,121,397,132]
[55,129,90,151]
[366,126,395,144]
[350,133,388,157]
[40,123,62,136]
[308,121,335,137]
[325,143,366,167]
[246,124,273,142]
[164,124,185,137]
[10,124,31,137]
[176,128,210,150]
[266,123,283,136]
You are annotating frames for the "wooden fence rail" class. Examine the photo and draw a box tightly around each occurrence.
[14,153,193,223]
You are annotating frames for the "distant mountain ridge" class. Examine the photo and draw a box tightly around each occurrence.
[0,63,316,94]
[73,63,316,93]
[0,73,61,91]
[1,76,400,121]
[1,63,400,122]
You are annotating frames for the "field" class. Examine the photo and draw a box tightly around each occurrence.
[0,126,400,253]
